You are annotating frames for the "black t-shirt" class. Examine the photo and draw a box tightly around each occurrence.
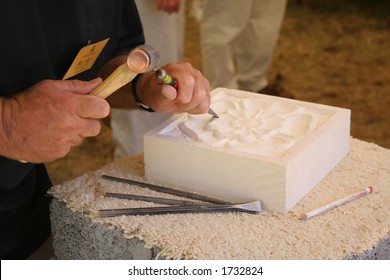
[0,0,144,258]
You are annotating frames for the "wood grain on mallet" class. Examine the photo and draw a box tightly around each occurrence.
[90,64,138,99]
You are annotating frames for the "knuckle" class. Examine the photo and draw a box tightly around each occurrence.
[33,79,55,94]
[61,115,78,132]
[68,79,83,88]
[182,62,193,69]
[183,75,196,86]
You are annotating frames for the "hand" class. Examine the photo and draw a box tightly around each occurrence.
[0,79,110,163]
[155,0,181,14]
[137,62,211,115]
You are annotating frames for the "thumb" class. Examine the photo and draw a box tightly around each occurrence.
[161,85,178,101]
[59,78,103,95]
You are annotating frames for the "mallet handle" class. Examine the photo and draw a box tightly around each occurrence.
[90,63,137,99]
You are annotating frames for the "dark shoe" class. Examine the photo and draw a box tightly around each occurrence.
[259,73,295,99]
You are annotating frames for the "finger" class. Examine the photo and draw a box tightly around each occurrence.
[160,85,178,101]
[76,95,110,119]
[175,75,195,104]
[56,78,103,95]
[191,74,211,114]
[178,76,210,113]
[186,99,210,115]
[77,119,102,138]
[179,94,210,115]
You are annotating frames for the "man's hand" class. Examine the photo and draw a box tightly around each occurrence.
[101,56,211,114]
[0,79,110,163]
[137,62,211,115]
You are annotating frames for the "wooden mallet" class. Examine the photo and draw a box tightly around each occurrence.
[90,44,159,99]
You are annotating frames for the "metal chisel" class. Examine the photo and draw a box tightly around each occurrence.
[101,174,229,204]
[99,200,262,217]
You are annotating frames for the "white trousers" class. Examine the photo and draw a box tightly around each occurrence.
[201,0,286,92]
[111,0,185,157]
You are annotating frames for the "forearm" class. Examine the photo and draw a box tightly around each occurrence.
[0,97,14,159]
[0,96,28,161]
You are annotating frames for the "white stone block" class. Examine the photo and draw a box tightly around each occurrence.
[144,88,350,213]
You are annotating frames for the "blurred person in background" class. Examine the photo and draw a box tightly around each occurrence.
[111,0,186,157]
[201,0,293,98]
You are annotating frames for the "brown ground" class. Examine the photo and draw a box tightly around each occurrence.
[46,0,390,186]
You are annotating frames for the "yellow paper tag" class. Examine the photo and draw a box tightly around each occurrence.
[63,38,110,80]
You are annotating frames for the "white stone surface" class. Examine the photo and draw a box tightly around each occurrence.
[144,88,351,212]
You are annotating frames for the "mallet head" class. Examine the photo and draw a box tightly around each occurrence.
[90,44,160,98]
[127,44,160,74]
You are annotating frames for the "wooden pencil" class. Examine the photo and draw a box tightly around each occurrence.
[300,186,373,220]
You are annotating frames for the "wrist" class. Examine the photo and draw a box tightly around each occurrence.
[131,74,155,112]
